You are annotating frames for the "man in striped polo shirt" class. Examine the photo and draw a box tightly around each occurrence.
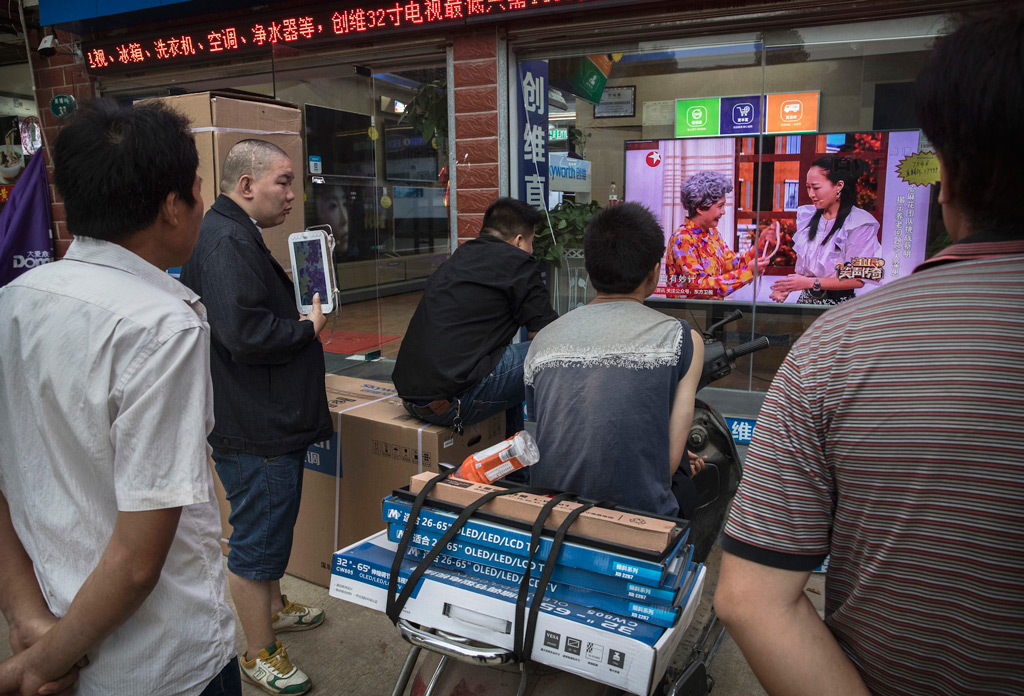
[715,8,1024,696]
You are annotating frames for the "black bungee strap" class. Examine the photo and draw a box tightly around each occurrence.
[385,466,565,624]
[515,499,601,666]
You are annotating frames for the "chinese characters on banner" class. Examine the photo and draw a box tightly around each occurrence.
[84,0,608,72]
[725,417,757,444]
[518,60,549,211]
[881,130,930,280]
[837,257,884,281]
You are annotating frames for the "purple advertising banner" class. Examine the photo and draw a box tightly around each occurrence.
[0,155,53,288]
[719,95,761,136]
[879,130,930,281]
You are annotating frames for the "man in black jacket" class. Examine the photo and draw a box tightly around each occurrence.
[392,197,558,438]
[181,139,332,695]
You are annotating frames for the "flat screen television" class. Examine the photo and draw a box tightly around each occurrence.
[304,105,375,179]
[624,130,934,305]
[384,124,440,183]
[392,186,448,254]
[307,180,381,263]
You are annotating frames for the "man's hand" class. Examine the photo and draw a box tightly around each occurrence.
[688,451,706,478]
[299,293,327,336]
[9,613,55,654]
[0,647,81,696]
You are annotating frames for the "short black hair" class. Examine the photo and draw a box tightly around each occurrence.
[481,197,543,240]
[54,99,199,242]
[915,6,1024,235]
[220,139,289,194]
[584,203,666,294]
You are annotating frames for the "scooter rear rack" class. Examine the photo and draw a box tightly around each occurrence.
[393,619,518,696]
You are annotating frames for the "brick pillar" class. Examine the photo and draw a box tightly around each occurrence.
[28,29,96,259]
[451,31,501,245]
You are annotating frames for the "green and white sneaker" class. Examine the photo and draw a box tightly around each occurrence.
[240,640,311,695]
[271,594,325,633]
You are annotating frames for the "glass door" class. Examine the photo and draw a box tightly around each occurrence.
[271,42,390,375]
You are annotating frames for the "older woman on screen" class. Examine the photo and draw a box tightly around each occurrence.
[771,155,881,305]
[664,171,774,299]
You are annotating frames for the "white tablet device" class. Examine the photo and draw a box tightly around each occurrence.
[288,230,335,315]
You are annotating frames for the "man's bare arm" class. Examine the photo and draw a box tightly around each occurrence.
[668,329,704,477]
[11,507,182,693]
[715,551,872,696]
[0,493,84,696]
[0,494,59,654]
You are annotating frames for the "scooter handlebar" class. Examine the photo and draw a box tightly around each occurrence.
[728,336,770,360]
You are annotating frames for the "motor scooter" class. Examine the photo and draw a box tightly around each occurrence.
[392,310,768,696]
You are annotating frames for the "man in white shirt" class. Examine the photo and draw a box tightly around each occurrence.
[0,100,237,695]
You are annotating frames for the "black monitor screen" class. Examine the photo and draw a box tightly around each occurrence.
[384,124,440,183]
[304,105,375,179]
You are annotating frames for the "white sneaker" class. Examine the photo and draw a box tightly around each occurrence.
[271,594,325,633]
[240,640,312,695]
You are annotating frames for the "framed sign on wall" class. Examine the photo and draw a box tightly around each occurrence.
[594,85,635,118]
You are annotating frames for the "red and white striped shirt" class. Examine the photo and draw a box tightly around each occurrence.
[723,235,1024,696]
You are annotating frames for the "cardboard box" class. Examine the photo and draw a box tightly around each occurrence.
[331,532,705,696]
[408,473,679,553]
[144,91,303,269]
[208,376,504,586]
[285,375,504,586]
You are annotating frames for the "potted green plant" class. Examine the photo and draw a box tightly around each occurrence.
[532,199,602,266]
[402,78,448,151]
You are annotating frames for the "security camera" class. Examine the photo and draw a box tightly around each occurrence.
[38,35,58,58]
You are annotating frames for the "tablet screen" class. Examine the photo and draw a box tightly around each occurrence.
[293,238,328,307]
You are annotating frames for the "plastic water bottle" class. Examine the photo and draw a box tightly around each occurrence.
[608,181,619,206]
[455,431,540,484]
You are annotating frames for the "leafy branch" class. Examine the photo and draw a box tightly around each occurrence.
[532,200,602,265]
[402,78,448,151]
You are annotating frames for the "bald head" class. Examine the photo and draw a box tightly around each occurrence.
[220,139,289,194]
[221,139,295,229]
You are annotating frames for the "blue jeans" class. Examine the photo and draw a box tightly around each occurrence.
[213,447,307,582]
[199,657,242,696]
[407,342,529,438]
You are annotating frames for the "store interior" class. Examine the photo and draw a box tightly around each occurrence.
[13,13,955,392]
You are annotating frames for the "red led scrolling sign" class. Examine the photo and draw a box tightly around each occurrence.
[83,0,643,73]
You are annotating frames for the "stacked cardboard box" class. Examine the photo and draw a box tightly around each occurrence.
[328,482,704,694]
[211,375,504,587]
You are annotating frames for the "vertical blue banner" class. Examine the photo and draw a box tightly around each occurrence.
[517,60,549,210]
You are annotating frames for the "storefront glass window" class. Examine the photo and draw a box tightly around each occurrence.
[97,43,451,371]
[513,14,951,391]
[0,60,42,209]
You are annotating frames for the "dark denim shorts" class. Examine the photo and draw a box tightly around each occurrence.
[213,447,307,581]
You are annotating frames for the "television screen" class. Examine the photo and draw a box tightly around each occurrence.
[307,181,381,263]
[624,130,933,305]
[384,124,440,183]
[304,105,375,179]
[392,186,448,254]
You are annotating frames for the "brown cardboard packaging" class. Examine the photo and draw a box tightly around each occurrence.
[408,472,678,553]
[288,376,504,586]
[143,91,303,269]
[209,375,504,586]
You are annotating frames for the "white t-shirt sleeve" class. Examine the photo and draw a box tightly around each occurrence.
[111,325,214,511]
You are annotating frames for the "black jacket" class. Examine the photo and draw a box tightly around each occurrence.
[392,235,558,401]
[181,195,333,456]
